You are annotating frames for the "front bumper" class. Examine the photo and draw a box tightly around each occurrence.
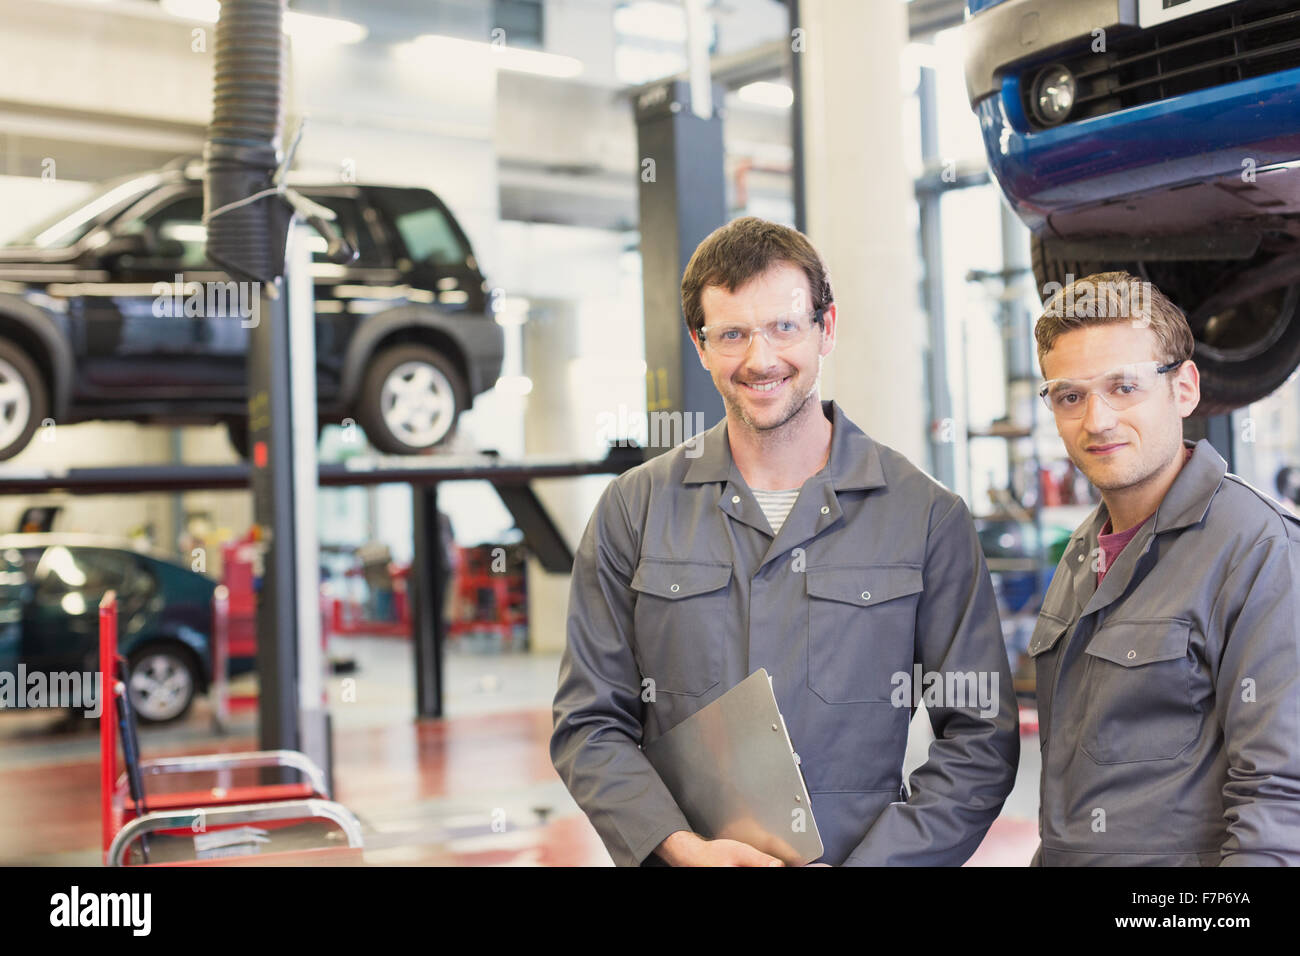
[977,67,1300,237]
[963,0,1139,106]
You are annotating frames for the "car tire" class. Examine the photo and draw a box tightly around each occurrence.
[128,644,198,724]
[0,339,48,461]
[1030,236,1107,305]
[1176,283,1300,417]
[357,344,468,454]
[1031,238,1300,416]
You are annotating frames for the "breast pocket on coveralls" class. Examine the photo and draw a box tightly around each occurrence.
[805,564,923,703]
[629,558,731,696]
[1081,618,1199,764]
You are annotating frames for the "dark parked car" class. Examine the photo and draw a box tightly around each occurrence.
[0,534,248,723]
[0,158,504,458]
[963,0,1300,413]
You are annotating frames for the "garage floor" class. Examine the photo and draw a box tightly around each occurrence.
[0,637,1041,866]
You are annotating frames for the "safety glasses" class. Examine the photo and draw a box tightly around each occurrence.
[698,308,826,357]
[1038,360,1184,419]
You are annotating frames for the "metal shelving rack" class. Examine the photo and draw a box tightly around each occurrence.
[964,246,1052,698]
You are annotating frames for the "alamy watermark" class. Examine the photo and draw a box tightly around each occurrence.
[1041,273,1155,328]
[596,404,706,458]
[50,886,150,936]
[152,273,260,328]
[890,665,999,718]
[0,665,102,718]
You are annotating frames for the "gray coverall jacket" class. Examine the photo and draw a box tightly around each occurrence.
[551,400,1019,866]
[1030,439,1300,865]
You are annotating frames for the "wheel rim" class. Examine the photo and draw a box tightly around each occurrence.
[0,356,32,450]
[379,360,456,448]
[129,652,193,722]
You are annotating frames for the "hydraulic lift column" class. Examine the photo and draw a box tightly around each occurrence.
[634,77,727,449]
[201,0,332,789]
[410,485,446,720]
[248,226,332,790]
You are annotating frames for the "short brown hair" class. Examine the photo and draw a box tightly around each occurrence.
[1035,270,1194,369]
[680,217,832,337]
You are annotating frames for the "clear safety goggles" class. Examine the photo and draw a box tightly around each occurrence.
[1038,360,1183,419]
[698,308,825,357]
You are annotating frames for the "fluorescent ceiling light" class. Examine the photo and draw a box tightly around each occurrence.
[736,81,793,109]
[404,35,582,78]
[614,1,688,44]
[494,375,534,396]
[161,0,367,44]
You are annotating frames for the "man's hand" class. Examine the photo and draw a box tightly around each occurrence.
[654,830,785,866]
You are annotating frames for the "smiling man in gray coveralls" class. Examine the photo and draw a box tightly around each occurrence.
[1030,272,1300,865]
[550,218,1018,866]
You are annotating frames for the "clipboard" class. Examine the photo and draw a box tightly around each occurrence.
[643,668,823,865]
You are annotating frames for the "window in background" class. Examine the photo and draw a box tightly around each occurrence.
[139,193,385,269]
[307,196,385,267]
[144,195,210,271]
[392,204,468,269]
[494,0,544,49]
[1232,373,1300,514]
[613,0,716,86]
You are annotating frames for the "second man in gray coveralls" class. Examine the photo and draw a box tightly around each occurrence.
[1030,272,1300,865]
[551,218,1018,866]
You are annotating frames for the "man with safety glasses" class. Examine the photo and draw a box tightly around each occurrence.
[552,217,1018,866]
[1029,271,1300,865]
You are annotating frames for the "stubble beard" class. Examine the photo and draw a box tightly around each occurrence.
[1071,423,1183,494]
[726,360,821,439]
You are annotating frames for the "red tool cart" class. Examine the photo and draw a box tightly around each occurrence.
[330,560,411,638]
[209,538,259,729]
[100,592,364,866]
[210,537,336,729]
[449,544,528,649]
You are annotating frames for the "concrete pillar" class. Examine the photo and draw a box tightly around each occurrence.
[522,299,582,656]
[492,225,647,657]
[796,0,927,466]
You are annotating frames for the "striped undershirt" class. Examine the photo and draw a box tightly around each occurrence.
[751,487,801,535]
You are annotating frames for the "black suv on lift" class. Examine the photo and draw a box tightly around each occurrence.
[0,159,503,459]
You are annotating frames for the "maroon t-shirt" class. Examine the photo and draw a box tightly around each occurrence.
[1097,516,1149,584]
[1096,446,1194,584]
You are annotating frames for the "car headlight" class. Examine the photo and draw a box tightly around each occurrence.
[1031,64,1075,126]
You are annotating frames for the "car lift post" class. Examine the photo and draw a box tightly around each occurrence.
[407,476,593,719]
[410,484,445,719]
[248,224,332,790]
[633,77,727,447]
